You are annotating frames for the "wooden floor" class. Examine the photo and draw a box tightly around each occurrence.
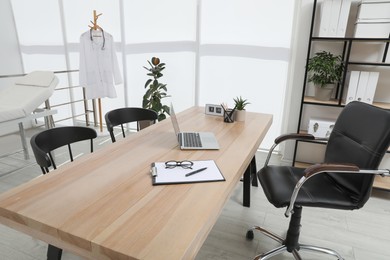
[1,128,390,260]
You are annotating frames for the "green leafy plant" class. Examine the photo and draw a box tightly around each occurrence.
[143,57,170,121]
[307,51,344,88]
[233,96,250,110]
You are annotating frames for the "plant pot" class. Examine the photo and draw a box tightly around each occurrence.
[314,85,334,101]
[139,120,153,130]
[235,110,246,122]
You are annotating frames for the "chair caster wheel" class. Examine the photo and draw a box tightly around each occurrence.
[246,229,254,240]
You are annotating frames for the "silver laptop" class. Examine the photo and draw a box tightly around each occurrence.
[170,104,219,150]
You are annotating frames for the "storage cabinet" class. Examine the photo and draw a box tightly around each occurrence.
[293,0,390,190]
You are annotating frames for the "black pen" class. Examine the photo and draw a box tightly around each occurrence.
[185,167,207,177]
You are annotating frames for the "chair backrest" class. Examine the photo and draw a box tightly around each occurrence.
[30,126,97,174]
[325,101,390,207]
[105,107,158,142]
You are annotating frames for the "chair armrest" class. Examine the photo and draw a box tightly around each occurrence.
[264,133,317,167]
[274,133,315,145]
[303,163,390,178]
[304,163,359,178]
[284,163,390,217]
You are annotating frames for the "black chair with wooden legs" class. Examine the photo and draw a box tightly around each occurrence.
[246,101,390,260]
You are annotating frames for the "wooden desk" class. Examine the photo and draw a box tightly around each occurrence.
[0,107,272,259]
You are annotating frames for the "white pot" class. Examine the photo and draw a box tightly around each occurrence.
[314,85,334,101]
[235,110,246,122]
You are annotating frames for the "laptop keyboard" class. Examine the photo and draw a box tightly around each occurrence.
[181,133,202,148]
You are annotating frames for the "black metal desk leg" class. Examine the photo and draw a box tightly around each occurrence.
[243,165,251,207]
[250,155,258,187]
[47,244,62,260]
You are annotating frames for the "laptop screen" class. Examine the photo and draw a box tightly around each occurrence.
[170,103,181,138]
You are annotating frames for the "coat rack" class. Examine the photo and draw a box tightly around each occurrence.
[89,10,104,133]
[89,10,102,31]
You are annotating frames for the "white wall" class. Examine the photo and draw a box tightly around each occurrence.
[0,0,24,135]
[280,0,311,162]
[0,0,23,87]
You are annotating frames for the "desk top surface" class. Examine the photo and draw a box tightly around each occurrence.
[0,106,272,259]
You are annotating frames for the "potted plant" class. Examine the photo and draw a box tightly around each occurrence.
[233,96,250,122]
[143,57,170,121]
[307,51,344,101]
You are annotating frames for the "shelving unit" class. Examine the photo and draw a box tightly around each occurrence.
[293,0,390,190]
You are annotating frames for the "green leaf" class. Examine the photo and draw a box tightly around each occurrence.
[144,79,152,88]
[157,114,165,122]
[144,89,152,99]
[142,98,149,109]
[162,105,170,114]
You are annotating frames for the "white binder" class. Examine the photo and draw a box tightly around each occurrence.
[319,0,351,37]
[346,71,379,105]
[346,71,360,104]
[336,0,352,37]
[319,0,332,36]
[355,71,370,102]
[328,0,342,36]
[363,72,379,104]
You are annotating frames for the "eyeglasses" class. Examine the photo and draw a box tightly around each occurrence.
[165,160,194,169]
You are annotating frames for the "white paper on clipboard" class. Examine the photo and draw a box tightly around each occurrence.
[151,160,225,185]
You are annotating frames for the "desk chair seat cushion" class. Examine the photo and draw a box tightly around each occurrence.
[0,71,58,122]
[259,166,361,210]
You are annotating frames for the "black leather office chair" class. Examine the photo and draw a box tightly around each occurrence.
[105,107,158,142]
[30,126,97,174]
[246,101,390,259]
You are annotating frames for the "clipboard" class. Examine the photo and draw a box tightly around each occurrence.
[151,160,225,185]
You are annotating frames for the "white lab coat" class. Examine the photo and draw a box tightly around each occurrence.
[79,30,122,100]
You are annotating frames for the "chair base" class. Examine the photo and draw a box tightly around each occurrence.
[247,226,344,260]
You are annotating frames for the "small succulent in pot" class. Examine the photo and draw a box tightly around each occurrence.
[233,96,250,122]
[233,96,250,110]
